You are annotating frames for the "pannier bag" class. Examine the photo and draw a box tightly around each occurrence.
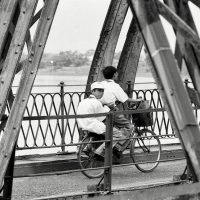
[132,100,153,127]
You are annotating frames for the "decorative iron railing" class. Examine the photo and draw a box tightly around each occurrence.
[5,81,198,155]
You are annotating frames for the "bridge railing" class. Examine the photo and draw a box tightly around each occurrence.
[4,81,199,155]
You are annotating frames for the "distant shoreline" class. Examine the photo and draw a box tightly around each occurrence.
[37,66,152,78]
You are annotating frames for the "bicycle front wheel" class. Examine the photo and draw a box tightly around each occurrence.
[77,135,104,179]
[130,129,161,173]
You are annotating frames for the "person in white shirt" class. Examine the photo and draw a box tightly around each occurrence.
[100,66,141,132]
[77,81,127,160]
[77,82,109,134]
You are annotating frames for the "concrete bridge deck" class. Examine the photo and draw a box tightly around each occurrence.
[12,159,187,200]
[11,144,187,199]
[14,144,184,177]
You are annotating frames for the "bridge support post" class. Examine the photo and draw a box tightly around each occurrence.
[60,81,65,152]
[2,144,16,200]
[104,112,113,193]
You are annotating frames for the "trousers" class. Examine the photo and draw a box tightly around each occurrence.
[95,106,134,156]
[95,126,132,156]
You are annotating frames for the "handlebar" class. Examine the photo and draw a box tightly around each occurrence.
[127,99,144,110]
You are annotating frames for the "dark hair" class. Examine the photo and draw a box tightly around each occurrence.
[102,66,117,79]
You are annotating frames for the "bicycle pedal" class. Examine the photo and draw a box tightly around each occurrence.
[83,149,90,156]
[112,157,121,165]
[113,148,122,159]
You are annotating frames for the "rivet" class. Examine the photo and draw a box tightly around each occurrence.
[4,154,7,158]
[30,71,34,74]
[47,17,51,20]
[23,10,26,14]
[3,21,7,25]
[31,51,34,56]
[28,58,32,63]
[1,79,4,84]
[15,51,18,54]
[13,127,16,130]
[22,98,26,102]
[39,43,42,47]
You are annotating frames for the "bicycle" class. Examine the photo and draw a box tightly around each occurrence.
[77,101,161,179]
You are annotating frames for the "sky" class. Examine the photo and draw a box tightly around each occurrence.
[44,0,112,53]
[42,0,200,54]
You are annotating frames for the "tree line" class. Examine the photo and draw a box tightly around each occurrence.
[40,50,128,68]
[38,49,154,75]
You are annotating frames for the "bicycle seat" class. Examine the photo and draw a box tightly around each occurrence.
[87,132,105,140]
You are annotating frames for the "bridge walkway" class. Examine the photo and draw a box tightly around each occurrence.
[14,143,184,177]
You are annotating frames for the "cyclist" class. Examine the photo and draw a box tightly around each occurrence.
[77,81,128,161]
[100,66,142,148]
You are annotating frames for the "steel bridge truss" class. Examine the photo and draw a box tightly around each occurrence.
[0,0,199,199]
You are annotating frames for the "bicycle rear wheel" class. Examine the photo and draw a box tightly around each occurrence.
[77,135,104,179]
[130,129,161,173]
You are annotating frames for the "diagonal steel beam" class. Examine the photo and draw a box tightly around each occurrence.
[117,16,143,91]
[163,0,200,93]
[31,8,42,27]
[0,0,19,58]
[163,0,183,70]
[155,0,200,54]
[0,0,38,119]
[0,0,59,186]
[86,0,129,92]
[129,0,200,180]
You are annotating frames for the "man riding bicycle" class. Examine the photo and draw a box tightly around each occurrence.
[100,66,142,145]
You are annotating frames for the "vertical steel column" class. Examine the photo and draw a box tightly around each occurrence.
[60,81,65,152]
[3,143,16,200]
[127,81,133,98]
[2,85,15,199]
[104,112,113,193]
[126,81,133,119]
